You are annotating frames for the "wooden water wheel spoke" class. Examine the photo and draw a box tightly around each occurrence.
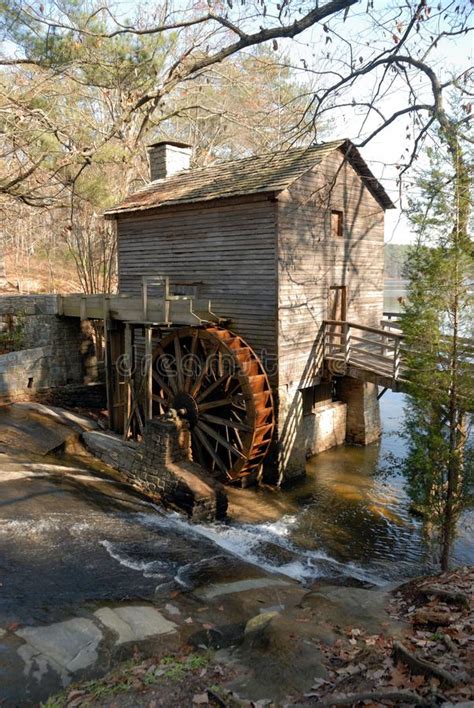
[224,424,233,469]
[189,343,219,397]
[173,334,185,390]
[200,413,251,432]
[152,327,274,483]
[196,420,247,459]
[233,427,244,450]
[183,331,199,393]
[198,398,233,412]
[196,373,231,404]
[151,392,167,403]
[151,370,173,401]
[193,427,229,475]
[153,342,179,395]
[162,360,179,395]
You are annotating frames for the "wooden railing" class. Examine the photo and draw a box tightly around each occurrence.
[381,311,402,333]
[324,319,405,381]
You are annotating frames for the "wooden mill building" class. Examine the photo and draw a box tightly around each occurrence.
[104,139,395,485]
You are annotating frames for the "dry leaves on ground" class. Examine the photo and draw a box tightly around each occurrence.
[300,566,474,707]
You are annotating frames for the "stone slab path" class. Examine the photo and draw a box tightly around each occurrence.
[11,607,177,695]
[94,607,177,645]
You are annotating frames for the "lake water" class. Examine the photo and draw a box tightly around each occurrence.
[384,278,408,313]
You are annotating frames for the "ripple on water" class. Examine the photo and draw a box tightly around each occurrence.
[129,510,385,587]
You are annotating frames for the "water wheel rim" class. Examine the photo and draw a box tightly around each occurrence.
[151,326,274,482]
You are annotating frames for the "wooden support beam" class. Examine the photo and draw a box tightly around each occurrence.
[108,323,125,434]
[80,295,87,321]
[103,295,113,426]
[123,323,133,438]
[144,325,153,421]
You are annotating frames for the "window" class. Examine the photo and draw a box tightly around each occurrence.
[331,210,343,238]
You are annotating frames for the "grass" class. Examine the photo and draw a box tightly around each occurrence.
[40,652,213,707]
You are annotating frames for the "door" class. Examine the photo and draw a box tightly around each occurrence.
[327,286,347,356]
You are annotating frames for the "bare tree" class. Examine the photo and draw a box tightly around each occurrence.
[0,0,472,292]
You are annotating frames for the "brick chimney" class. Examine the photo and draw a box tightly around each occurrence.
[147,140,192,181]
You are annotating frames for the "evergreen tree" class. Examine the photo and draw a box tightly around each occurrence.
[401,119,473,569]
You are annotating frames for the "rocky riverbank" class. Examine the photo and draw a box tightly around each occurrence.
[40,567,473,707]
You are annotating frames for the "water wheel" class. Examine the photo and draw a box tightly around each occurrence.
[151,326,274,484]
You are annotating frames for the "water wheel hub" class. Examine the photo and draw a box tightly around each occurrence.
[171,392,199,427]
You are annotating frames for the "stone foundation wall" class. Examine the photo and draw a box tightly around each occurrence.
[268,381,306,485]
[0,295,97,401]
[130,414,228,520]
[270,382,347,484]
[36,382,106,410]
[268,376,380,484]
[303,401,347,456]
[337,377,381,445]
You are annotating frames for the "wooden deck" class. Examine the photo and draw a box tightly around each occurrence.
[324,317,474,395]
[324,318,405,390]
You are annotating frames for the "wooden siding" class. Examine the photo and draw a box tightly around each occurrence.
[117,195,278,366]
[277,150,385,387]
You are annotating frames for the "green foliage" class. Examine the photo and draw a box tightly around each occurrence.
[400,119,473,567]
[0,310,26,352]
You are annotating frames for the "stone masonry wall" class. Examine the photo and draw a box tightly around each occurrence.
[274,383,347,484]
[303,401,347,457]
[130,413,228,521]
[0,295,96,401]
[337,377,381,445]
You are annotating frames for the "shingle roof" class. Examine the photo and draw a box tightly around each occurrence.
[104,139,395,217]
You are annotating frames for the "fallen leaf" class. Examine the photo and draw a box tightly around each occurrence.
[367,669,386,680]
[192,694,209,705]
[410,674,426,689]
[390,664,409,688]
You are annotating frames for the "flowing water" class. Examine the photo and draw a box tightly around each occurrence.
[154,391,473,587]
